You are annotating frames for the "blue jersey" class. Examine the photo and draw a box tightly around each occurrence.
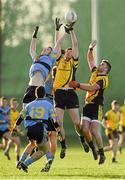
[45,75,54,104]
[0,106,10,131]
[29,51,57,81]
[22,98,56,128]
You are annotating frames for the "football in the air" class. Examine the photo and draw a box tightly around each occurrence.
[64,10,77,24]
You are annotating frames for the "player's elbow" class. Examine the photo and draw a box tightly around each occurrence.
[73,41,78,48]
[89,86,99,91]
[88,87,95,91]
[29,49,32,56]
[29,51,35,59]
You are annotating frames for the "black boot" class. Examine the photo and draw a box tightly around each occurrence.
[98,148,106,165]
[79,136,89,153]
[88,141,98,160]
[60,139,67,159]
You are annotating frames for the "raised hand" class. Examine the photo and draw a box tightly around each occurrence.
[55,17,62,31]
[64,22,75,34]
[32,26,39,38]
[89,40,97,50]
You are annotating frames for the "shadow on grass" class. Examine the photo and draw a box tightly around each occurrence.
[53,173,125,179]
[50,167,125,179]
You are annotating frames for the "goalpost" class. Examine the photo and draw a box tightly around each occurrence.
[91,0,100,65]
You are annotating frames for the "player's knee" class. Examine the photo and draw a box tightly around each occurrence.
[29,141,36,149]
[114,138,119,144]
[82,127,89,135]
[91,128,98,136]
[57,120,63,127]
[14,138,21,145]
[59,124,64,131]
[74,121,80,127]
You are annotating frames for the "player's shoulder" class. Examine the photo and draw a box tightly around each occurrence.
[106,109,112,115]
[50,50,57,59]
[5,106,11,112]
[72,56,79,61]
[27,100,35,106]
[56,54,64,61]
[42,99,52,106]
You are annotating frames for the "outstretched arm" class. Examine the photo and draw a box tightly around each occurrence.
[53,32,67,59]
[87,40,97,71]
[54,17,62,43]
[70,30,79,59]
[29,26,39,60]
[64,22,78,58]
[69,80,100,91]
[77,83,100,91]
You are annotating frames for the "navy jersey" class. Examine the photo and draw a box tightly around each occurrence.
[0,106,10,131]
[21,98,56,128]
[29,51,57,81]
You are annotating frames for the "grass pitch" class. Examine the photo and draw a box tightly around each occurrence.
[0,144,125,179]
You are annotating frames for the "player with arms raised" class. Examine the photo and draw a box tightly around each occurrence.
[69,40,111,164]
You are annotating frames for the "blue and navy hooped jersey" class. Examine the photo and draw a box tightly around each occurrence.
[22,98,57,128]
[0,106,10,131]
[29,51,57,81]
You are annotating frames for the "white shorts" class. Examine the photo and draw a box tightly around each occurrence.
[29,71,44,86]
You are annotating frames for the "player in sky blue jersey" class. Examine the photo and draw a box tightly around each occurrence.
[12,86,59,173]
[22,68,57,172]
[0,97,10,133]
[0,96,13,160]
[22,26,67,109]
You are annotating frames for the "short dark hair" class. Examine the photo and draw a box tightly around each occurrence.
[65,47,72,51]
[35,86,45,99]
[111,100,119,106]
[61,49,65,54]
[48,46,53,51]
[102,59,111,73]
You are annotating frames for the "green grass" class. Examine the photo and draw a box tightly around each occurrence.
[0,144,125,179]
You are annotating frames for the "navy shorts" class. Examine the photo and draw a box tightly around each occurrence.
[27,123,47,144]
[23,86,37,104]
[54,89,79,109]
[82,103,103,121]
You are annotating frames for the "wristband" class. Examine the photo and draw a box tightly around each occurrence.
[89,48,93,51]
[33,26,39,38]
[77,83,80,88]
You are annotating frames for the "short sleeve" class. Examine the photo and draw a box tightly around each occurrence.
[91,66,97,72]
[50,50,57,60]
[72,57,79,69]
